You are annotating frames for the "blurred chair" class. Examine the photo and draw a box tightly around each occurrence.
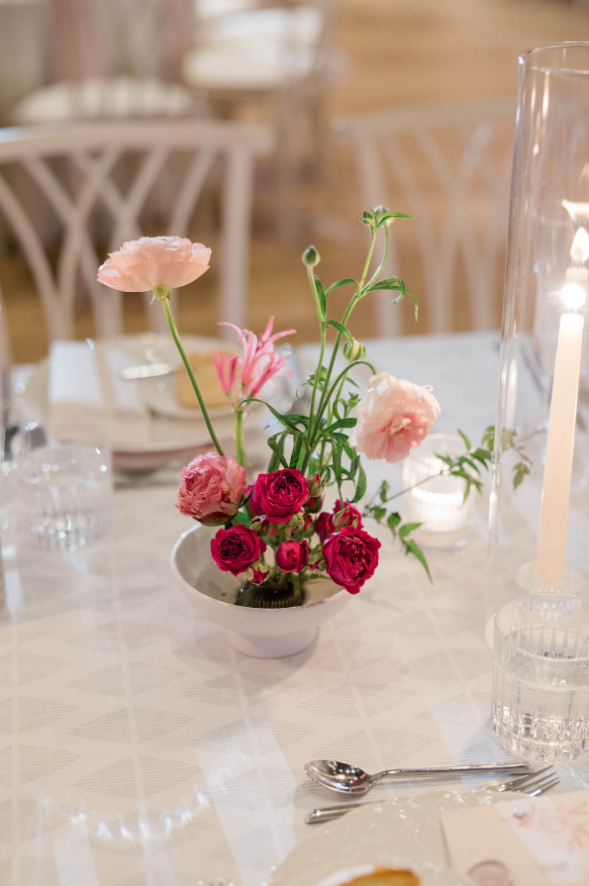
[337,99,516,336]
[0,118,273,350]
[184,1,341,234]
[11,0,198,124]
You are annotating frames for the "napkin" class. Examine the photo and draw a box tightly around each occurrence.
[48,340,151,448]
[441,791,589,885]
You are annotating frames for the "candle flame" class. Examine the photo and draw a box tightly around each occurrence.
[571,227,589,263]
[562,281,586,311]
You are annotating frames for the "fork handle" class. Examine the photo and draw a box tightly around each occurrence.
[374,763,531,781]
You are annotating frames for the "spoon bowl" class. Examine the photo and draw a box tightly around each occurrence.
[304,760,375,794]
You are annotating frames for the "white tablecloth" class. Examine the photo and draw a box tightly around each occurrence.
[2,331,588,886]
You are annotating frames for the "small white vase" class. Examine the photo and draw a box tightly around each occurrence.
[171,524,351,658]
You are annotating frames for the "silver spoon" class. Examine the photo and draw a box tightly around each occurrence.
[305,759,532,795]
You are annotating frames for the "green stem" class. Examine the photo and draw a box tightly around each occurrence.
[235,409,246,467]
[160,295,225,456]
[307,266,326,430]
[310,228,378,448]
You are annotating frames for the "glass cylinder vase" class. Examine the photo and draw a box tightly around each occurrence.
[487,44,589,638]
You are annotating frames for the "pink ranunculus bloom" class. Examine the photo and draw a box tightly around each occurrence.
[317,499,363,543]
[214,316,295,410]
[350,372,441,464]
[97,236,211,292]
[276,539,309,573]
[323,527,381,595]
[210,525,266,576]
[176,451,246,526]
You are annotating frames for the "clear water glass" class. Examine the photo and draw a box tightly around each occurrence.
[492,593,589,761]
[401,432,475,548]
[20,423,113,550]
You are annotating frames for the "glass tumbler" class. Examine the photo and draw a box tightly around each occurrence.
[401,433,475,548]
[20,423,113,550]
[492,593,589,761]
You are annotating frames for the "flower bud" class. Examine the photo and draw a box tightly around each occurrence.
[286,512,305,532]
[152,284,171,301]
[246,559,269,583]
[343,339,367,362]
[306,474,325,500]
[373,205,393,225]
[360,209,375,228]
[308,546,327,572]
[302,246,320,268]
[250,517,268,535]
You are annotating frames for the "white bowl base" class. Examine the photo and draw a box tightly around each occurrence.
[226,627,317,658]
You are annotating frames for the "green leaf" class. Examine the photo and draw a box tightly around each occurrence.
[267,434,289,469]
[325,319,354,342]
[325,278,358,294]
[371,506,387,523]
[387,512,402,534]
[232,510,251,527]
[315,276,327,321]
[327,418,357,432]
[458,429,472,451]
[482,425,495,452]
[458,456,481,475]
[364,276,406,294]
[375,211,412,227]
[245,398,300,433]
[351,463,367,503]
[402,539,432,583]
[379,480,389,503]
[410,291,419,321]
[290,432,304,468]
[399,522,423,538]
[513,462,530,490]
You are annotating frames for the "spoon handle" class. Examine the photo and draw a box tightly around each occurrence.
[375,762,531,781]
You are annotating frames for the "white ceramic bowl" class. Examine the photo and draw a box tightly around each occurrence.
[171,524,351,658]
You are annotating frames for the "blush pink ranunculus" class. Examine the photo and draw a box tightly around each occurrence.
[350,372,441,463]
[176,451,246,526]
[97,236,211,292]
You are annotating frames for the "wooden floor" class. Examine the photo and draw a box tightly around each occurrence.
[4,0,589,363]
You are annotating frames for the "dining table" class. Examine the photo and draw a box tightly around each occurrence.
[1,329,589,886]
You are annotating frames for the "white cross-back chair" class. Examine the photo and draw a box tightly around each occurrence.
[0,118,274,354]
[338,99,516,336]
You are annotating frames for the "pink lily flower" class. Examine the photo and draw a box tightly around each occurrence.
[214,317,295,409]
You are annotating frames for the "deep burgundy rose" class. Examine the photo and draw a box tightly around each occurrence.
[250,469,309,524]
[317,499,363,543]
[276,539,309,573]
[249,567,268,584]
[210,525,266,576]
[322,527,381,595]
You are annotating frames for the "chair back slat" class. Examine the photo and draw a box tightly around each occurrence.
[0,119,274,361]
[340,100,516,334]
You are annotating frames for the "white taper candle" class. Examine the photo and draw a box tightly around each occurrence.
[536,310,584,582]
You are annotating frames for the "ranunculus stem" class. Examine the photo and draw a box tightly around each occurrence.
[160,295,225,456]
[235,409,246,467]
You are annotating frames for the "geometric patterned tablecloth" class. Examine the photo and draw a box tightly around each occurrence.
[1,332,588,886]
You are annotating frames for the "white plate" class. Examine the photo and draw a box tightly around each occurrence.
[18,333,292,470]
[269,786,525,886]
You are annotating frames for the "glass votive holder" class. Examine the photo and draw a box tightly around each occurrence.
[401,432,475,549]
[492,593,589,762]
[19,423,113,551]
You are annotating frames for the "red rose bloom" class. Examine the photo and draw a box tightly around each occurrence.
[276,539,309,573]
[210,525,266,576]
[250,469,309,524]
[322,527,380,594]
[317,499,363,543]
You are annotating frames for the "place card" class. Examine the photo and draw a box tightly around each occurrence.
[441,791,589,885]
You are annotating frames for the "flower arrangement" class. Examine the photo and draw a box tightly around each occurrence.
[98,210,496,607]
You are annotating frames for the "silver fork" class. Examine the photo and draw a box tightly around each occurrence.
[305,768,559,824]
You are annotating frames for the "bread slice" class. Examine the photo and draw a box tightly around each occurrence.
[174,351,229,410]
[338,870,420,886]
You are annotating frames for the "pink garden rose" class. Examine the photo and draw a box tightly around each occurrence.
[249,469,309,524]
[176,452,246,526]
[317,499,363,543]
[210,525,266,576]
[276,539,309,573]
[323,527,381,595]
[97,236,211,291]
[350,372,441,463]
